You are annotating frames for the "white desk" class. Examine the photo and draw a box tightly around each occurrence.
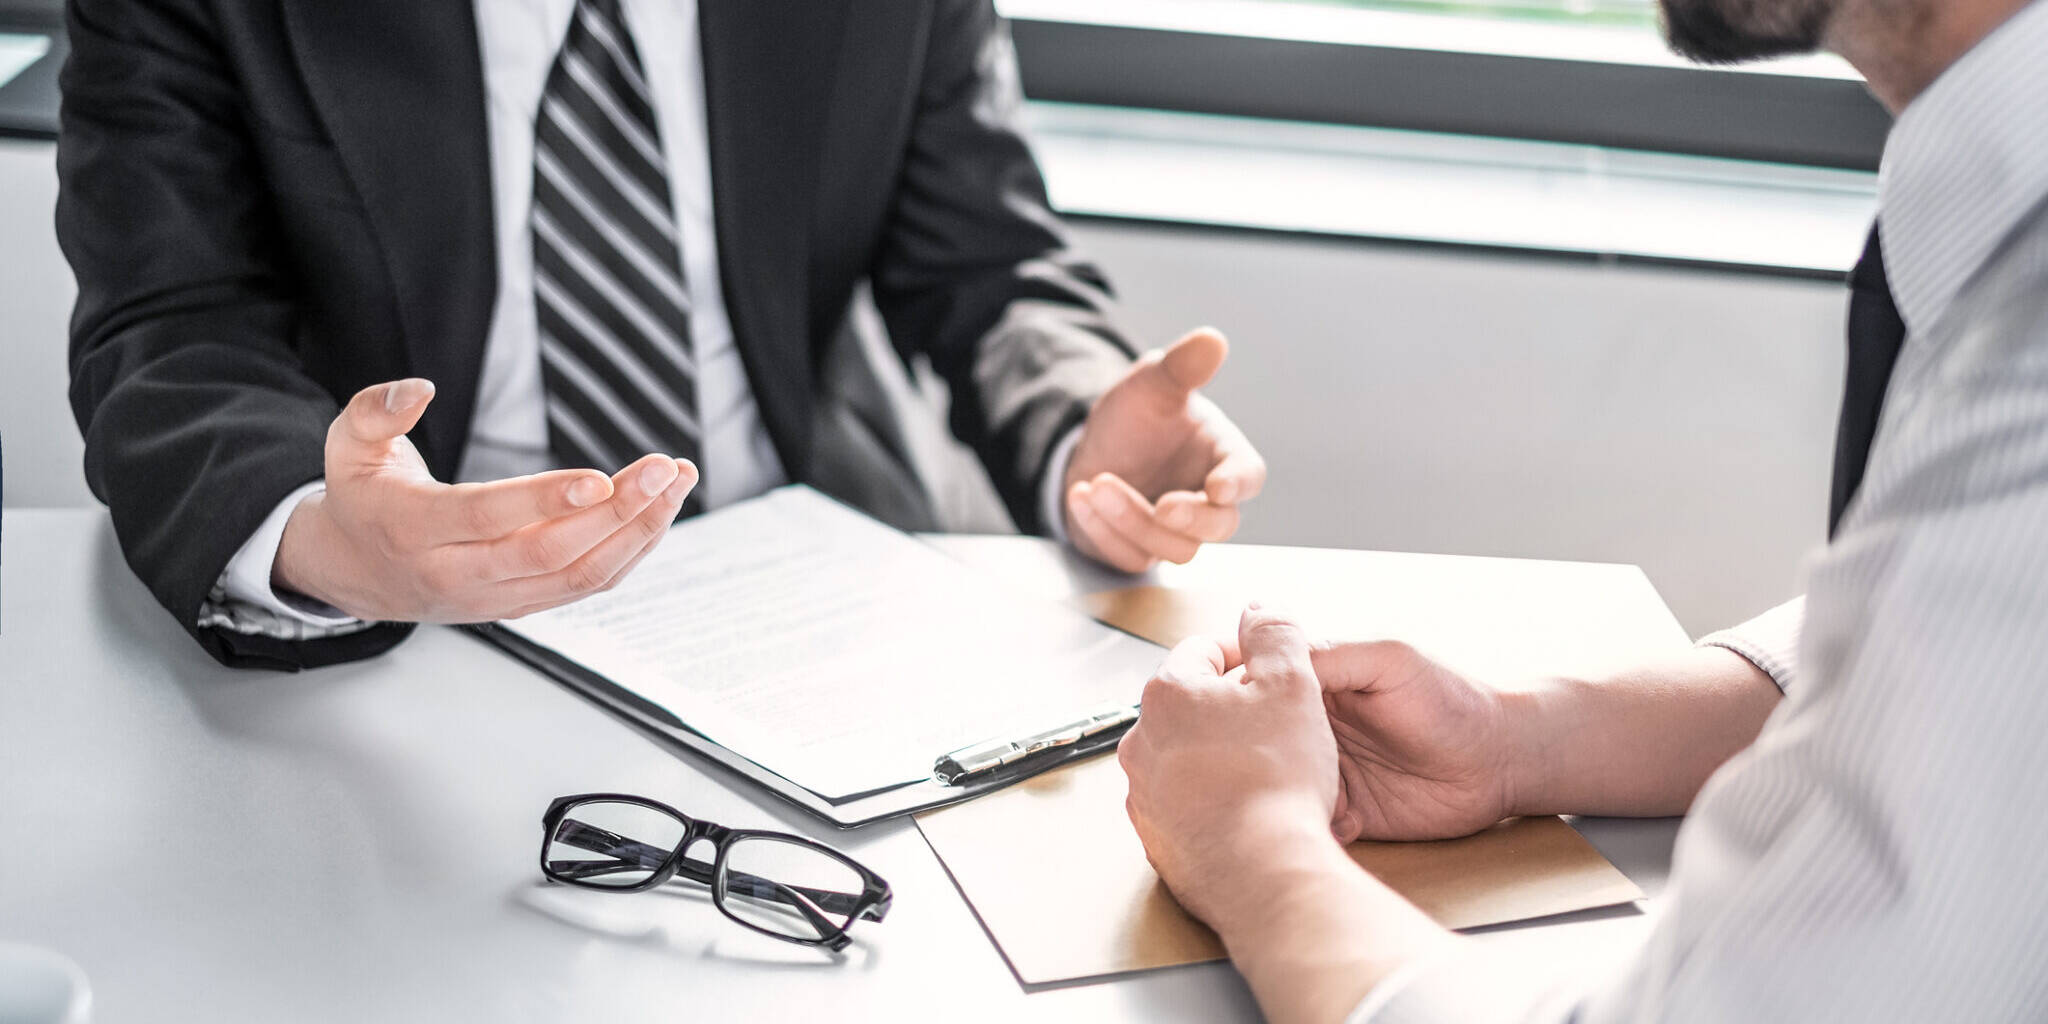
[0,510,1684,1022]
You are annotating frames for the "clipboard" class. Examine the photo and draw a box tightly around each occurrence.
[462,486,1165,830]
[469,622,1145,828]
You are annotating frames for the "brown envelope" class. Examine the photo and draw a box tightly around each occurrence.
[916,751,1641,986]
[915,580,1649,987]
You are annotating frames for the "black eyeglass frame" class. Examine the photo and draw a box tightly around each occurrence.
[540,793,893,952]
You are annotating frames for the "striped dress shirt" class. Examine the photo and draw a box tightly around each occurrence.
[1359,2,2048,1020]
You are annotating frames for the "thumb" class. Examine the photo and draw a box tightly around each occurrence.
[1237,602,1316,695]
[1309,640,1420,695]
[336,378,435,448]
[1151,327,1228,395]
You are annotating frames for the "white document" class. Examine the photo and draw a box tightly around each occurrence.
[501,486,1165,799]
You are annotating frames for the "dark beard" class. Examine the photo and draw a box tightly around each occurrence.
[1659,0,1837,64]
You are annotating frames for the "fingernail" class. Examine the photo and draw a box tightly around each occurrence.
[664,461,694,503]
[385,378,432,413]
[640,458,679,497]
[1163,503,1193,531]
[567,476,607,507]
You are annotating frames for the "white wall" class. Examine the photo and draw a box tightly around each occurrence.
[1066,222,1843,636]
[1,139,1841,635]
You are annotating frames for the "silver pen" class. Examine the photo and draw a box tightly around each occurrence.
[932,703,1139,785]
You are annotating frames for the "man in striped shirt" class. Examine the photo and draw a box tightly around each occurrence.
[1117,0,2048,1020]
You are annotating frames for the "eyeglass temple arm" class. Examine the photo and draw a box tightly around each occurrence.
[549,820,885,921]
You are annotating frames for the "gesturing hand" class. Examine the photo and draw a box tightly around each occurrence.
[1312,641,1514,842]
[1064,328,1264,572]
[1118,606,1342,932]
[273,378,698,623]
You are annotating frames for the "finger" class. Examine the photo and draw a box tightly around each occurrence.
[1154,491,1240,543]
[1157,327,1228,394]
[508,473,681,614]
[1068,482,1158,573]
[335,378,435,448]
[464,455,686,581]
[1237,602,1318,695]
[501,501,676,621]
[501,458,694,607]
[428,468,615,543]
[589,481,682,589]
[1308,639,1420,694]
[1203,447,1266,506]
[1085,474,1201,564]
[1216,633,1245,671]
[1155,635,1230,686]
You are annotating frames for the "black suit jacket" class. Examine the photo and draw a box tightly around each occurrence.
[56,0,1134,669]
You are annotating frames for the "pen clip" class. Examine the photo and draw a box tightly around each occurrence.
[933,703,1139,786]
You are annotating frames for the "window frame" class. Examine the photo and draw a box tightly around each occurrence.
[1005,2,1890,171]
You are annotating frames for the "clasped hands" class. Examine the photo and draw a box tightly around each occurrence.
[272,327,1263,622]
[1118,606,1519,938]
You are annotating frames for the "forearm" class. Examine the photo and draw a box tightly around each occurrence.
[1504,646,1780,818]
[1215,819,1459,1024]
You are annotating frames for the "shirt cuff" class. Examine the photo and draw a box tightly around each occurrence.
[1038,424,1085,543]
[1348,944,1579,1024]
[217,481,362,629]
[1697,595,1804,695]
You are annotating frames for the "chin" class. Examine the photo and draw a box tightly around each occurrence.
[1658,0,1835,65]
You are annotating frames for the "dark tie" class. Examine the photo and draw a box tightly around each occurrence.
[532,0,702,502]
[1828,223,1908,537]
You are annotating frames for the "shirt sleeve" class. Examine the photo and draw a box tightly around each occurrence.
[1038,424,1084,543]
[198,482,375,640]
[1696,595,1803,693]
[1348,945,1582,1024]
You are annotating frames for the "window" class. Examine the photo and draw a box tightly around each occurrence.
[1327,0,1654,23]
[1001,0,1886,170]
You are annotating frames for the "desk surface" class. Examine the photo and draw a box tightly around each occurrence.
[0,509,1684,1023]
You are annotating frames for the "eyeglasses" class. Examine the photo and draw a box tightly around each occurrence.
[539,793,893,951]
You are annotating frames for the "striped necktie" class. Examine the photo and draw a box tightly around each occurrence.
[531,0,702,505]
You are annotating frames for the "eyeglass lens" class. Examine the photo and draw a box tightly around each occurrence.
[718,836,867,942]
[546,800,687,888]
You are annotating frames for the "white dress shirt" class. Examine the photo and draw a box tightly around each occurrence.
[1357,4,2048,1020]
[208,0,1075,633]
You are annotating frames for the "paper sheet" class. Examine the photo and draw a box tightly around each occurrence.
[0,34,51,89]
[917,751,1643,985]
[501,486,1166,798]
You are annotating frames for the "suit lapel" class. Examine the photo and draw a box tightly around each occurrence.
[698,0,846,480]
[282,0,495,480]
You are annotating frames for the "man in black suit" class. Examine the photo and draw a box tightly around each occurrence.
[57,0,1264,669]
